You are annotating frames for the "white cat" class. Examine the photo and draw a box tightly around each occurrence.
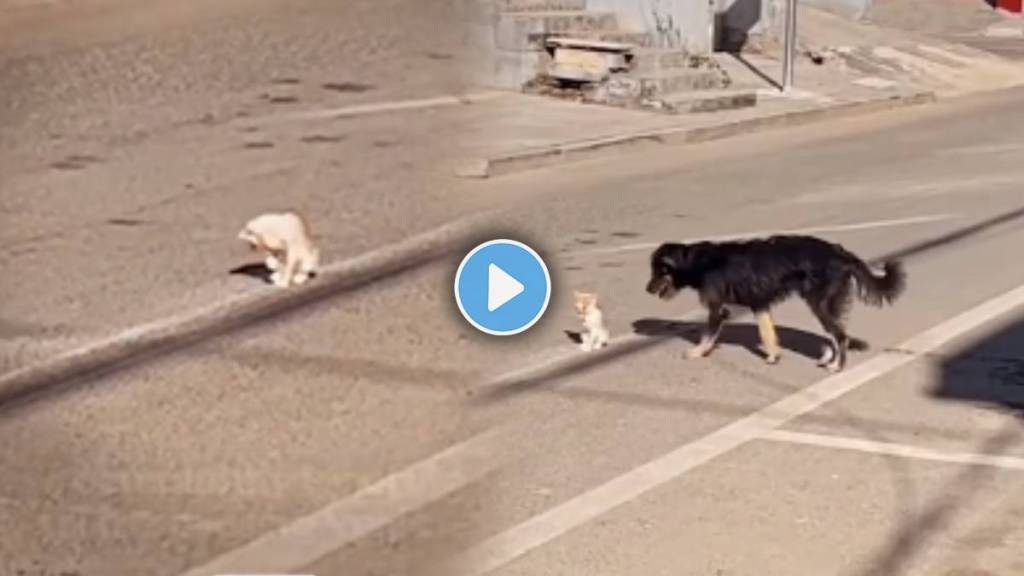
[238,211,320,288]
[574,290,610,352]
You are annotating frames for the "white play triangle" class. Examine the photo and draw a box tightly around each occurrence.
[488,263,525,312]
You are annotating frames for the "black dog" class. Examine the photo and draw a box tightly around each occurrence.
[646,235,906,372]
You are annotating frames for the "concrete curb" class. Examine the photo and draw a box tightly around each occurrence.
[0,211,502,409]
[471,91,937,178]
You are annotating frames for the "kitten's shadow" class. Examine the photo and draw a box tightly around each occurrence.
[564,330,584,345]
[230,262,272,283]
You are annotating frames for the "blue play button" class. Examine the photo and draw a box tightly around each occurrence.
[454,239,551,336]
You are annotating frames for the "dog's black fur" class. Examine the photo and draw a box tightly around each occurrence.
[646,234,906,371]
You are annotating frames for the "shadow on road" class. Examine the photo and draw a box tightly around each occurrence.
[633,316,831,361]
[229,262,273,283]
[933,313,1024,415]
[0,248,455,414]
[714,0,761,52]
[725,52,782,91]
[870,205,1024,265]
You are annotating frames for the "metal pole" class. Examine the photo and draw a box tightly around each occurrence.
[782,0,798,92]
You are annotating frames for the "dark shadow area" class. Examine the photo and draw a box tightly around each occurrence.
[850,315,1024,574]
[564,330,584,345]
[633,317,832,362]
[714,0,762,53]
[322,81,374,93]
[870,205,1024,265]
[229,262,273,283]
[727,51,782,90]
[106,218,147,227]
[933,314,1024,416]
[0,244,456,414]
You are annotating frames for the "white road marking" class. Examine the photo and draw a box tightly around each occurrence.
[448,282,1024,576]
[250,92,506,125]
[763,430,1024,472]
[570,213,955,257]
[178,429,504,576]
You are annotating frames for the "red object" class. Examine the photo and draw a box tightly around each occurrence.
[998,0,1022,13]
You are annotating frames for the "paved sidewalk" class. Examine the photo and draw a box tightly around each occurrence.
[866,0,1017,37]
[459,6,1024,178]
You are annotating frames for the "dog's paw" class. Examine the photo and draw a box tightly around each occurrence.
[686,347,709,360]
[265,256,281,272]
[822,352,844,373]
[270,272,290,288]
[293,272,310,285]
[758,344,781,365]
[817,344,835,367]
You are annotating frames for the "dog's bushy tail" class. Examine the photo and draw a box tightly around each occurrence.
[851,259,906,307]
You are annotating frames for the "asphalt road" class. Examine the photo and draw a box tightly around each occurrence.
[0,0,496,372]
[4,74,1024,576]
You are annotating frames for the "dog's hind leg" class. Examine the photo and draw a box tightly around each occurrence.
[687,303,727,359]
[811,294,852,372]
[754,309,782,364]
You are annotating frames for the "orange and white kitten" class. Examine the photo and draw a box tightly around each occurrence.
[574,290,610,351]
[238,211,320,288]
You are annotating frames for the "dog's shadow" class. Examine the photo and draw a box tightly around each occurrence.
[632,317,833,361]
[230,262,272,283]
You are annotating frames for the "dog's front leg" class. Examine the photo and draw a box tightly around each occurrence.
[755,309,782,364]
[687,304,726,359]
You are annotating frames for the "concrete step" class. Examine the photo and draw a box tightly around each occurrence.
[661,89,758,113]
[628,48,693,74]
[496,11,621,50]
[548,48,629,82]
[563,29,656,48]
[632,67,732,97]
[546,36,633,52]
[499,0,587,12]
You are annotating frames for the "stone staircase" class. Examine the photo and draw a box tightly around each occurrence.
[494,0,758,114]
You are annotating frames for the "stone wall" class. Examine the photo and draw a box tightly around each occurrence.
[588,0,716,54]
